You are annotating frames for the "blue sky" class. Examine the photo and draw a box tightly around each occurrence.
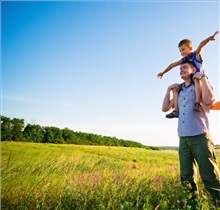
[1,1,219,146]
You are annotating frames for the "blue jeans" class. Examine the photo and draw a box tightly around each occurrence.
[179,132,220,202]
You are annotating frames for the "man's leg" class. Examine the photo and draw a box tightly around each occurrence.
[179,137,198,191]
[191,133,220,205]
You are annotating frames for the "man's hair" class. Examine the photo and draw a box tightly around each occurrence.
[181,60,197,69]
[178,39,192,48]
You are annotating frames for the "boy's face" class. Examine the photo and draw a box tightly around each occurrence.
[179,44,192,58]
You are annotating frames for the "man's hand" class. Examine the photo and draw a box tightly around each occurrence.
[193,72,207,80]
[168,83,180,92]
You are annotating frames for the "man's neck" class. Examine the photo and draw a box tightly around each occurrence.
[184,78,192,87]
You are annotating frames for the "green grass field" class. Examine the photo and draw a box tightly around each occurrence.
[1,142,220,210]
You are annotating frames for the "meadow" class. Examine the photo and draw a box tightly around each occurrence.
[1,142,220,210]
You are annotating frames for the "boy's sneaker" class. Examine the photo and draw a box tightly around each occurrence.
[193,102,202,112]
[166,110,179,119]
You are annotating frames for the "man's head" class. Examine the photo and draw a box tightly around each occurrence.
[178,39,193,58]
[180,60,196,81]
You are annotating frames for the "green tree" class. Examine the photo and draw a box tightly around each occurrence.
[11,118,25,141]
[1,116,13,141]
[43,127,54,143]
[23,124,44,143]
[43,127,64,144]
[61,128,77,144]
[1,115,148,148]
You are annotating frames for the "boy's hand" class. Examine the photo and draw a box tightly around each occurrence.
[157,72,164,79]
[193,72,208,80]
[210,30,219,40]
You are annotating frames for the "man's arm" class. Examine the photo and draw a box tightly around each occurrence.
[211,101,220,110]
[195,31,219,56]
[157,59,182,79]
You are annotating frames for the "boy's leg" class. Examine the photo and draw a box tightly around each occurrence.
[166,88,179,118]
[192,133,220,205]
[173,87,179,112]
[193,79,202,112]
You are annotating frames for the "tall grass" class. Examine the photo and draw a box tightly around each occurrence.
[1,142,220,209]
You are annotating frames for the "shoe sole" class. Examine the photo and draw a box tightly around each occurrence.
[166,115,179,118]
[193,109,202,112]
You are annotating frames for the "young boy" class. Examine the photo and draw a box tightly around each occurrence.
[157,31,219,118]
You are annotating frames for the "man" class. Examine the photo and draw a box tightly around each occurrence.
[211,101,220,110]
[162,60,220,207]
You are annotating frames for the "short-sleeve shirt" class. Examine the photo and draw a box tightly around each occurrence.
[177,82,210,137]
[182,51,205,73]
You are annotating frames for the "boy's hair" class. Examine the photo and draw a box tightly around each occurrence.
[181,60,196,69]
[178,39,192,48]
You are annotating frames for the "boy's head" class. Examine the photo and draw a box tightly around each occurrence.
[178,39,192,48]
[178,39,193,58]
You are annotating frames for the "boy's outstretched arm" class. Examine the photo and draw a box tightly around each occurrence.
[157,59,182,79]
[195,30,219,55]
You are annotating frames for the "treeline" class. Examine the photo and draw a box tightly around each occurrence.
[1,116,154,149]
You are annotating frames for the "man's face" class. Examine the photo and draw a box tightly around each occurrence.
[180,63,195,79]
